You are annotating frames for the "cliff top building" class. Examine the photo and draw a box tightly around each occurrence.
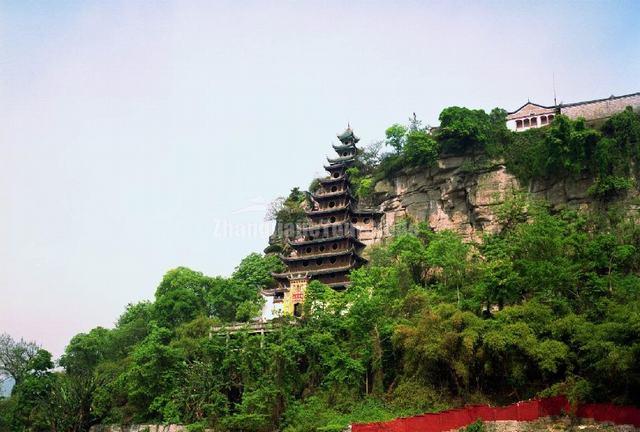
[506,91,640,132]
[264,127,381,317]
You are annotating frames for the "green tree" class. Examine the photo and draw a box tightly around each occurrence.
[385,124,408,153]
[0,334,39,387]
[154,267,212,328]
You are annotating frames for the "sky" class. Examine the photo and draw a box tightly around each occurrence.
[1,0,639,358]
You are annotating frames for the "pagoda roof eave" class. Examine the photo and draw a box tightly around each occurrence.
[324,162,353,171]
[326,155,356,164]
[311,188,354,200]
[337,128,360,144]
[279,247,358,262]
[299,221,354,232]
[287,234,365,247]
[318,176,347,184]
[332,143,357,152]
[273,264,355,279]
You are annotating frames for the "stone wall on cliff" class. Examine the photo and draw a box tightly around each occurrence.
[367,154,631,243]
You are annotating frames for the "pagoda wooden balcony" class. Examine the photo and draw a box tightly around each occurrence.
[299,220,354,233]
[305,204,350,216]
[287,233,365,249]
[311,188,354,200]
[279,247,358,262]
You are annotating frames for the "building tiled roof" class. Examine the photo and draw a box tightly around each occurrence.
[508,92,640,116]
[559,92,640,108]
[507,101,555,115]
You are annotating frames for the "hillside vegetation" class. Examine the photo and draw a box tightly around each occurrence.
[1,108,639,432]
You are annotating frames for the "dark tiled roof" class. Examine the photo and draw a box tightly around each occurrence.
[286,233,364,247]
[559,92,640,108]
[507,101,556,115]
[318,176,347,184]
[279,247,358,262]
[327,155,356,164]
[508,91,640,115]
[332,143,357,152]
[337,127,360,144]
[324,162,350,171]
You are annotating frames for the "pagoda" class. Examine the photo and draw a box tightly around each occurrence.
[272,127,381,316]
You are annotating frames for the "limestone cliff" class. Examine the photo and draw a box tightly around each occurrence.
[367,154,633,242]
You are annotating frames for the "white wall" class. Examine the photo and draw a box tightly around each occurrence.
[259,293,283,321]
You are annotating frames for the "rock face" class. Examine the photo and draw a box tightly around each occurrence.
[370,154,615,242]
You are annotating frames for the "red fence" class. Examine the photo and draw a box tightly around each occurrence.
[351,396,640,432]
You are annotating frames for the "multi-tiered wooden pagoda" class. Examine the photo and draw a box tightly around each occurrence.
[272,127,380,316]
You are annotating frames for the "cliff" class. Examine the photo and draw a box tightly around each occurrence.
[368,154,636,242]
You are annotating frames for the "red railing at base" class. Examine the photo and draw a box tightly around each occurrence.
[351,396,640,432]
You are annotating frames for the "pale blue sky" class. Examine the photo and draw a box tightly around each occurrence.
[1,1,639,357]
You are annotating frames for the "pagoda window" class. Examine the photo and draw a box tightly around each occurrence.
[302,260,309,267]
[332,172,340,178]
[540,116,548,125]
[293,303,302,317]
[332,243,338,250]
[524,118,530,127]
[330,216,336,223]
[330,257,337,264]
[319,245,325,252]
[329,201,336,208]
[351,217,358,223]
[516,120,523,129]
[364,217,370,224]
[331,185,338,192]
[342,152,348,156]
[306,247,312,253]
[316,258,324,265]
[531,117,538,127]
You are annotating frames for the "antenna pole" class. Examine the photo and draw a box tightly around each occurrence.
[553,72,558,106]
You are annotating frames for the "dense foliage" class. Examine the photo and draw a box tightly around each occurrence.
[2,107,640,432]
[504,108,640,199]
[347,108,510,199]
[3,199,640,432]
[349,107,640,203]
